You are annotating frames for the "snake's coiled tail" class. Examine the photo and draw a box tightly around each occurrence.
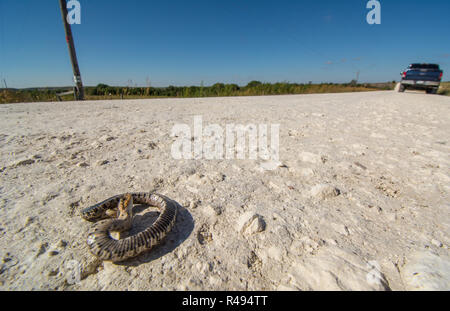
[81,192,177,262]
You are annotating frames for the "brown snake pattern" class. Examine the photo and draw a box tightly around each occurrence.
[81,192,177,262]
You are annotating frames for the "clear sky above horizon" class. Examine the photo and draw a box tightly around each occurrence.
[0,0,449,88]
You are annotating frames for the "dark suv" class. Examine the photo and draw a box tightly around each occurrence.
[398,63,443,94]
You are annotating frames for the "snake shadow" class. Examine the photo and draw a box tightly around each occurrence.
[114,198,194,267]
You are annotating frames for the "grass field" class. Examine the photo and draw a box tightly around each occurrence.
[438,81,450,96]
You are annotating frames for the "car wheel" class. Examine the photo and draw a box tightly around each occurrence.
[398,84,405,92]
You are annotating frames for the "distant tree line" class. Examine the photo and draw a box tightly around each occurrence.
[85,81,389,98]
[1,81,395,104]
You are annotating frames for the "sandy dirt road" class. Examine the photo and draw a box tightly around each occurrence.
[0,91,449,290]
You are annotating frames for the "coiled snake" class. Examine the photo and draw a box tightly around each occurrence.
[81,192,177,262]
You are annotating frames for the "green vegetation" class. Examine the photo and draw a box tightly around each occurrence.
[0,88,61,104]
[83,81,396,99]
[1,81,397,104]
[438,82,450,96]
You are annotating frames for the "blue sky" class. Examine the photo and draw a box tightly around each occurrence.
[0,0,449,88]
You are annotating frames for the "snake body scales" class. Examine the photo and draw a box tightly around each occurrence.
[81,192,177,262]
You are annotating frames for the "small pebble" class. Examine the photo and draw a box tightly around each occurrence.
[48,269,59,277]
[15,159,35,167]
[58,240,68,248]
[310,184,341,200]
[189,200,200,209]
[237,212,266,236]
[431,239,443,248]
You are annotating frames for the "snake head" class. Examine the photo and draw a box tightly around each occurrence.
[117,193,133,220]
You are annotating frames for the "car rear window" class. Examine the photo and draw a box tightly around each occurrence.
[409,64,440,70]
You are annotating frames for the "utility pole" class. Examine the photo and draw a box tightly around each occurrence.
[59,0,84,100]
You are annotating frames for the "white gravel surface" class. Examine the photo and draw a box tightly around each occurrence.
[0,91,449,290]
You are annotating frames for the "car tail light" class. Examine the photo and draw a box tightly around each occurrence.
[439,72,443,80]
[401,71,407,78]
